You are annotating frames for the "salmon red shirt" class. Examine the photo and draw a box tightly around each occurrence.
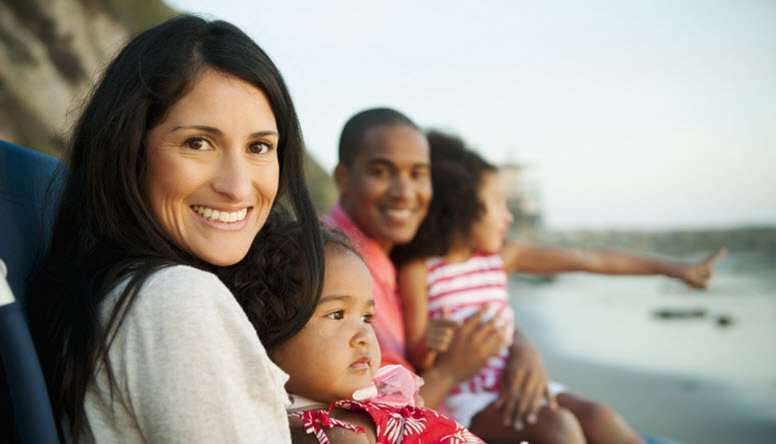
[324,204,412,370]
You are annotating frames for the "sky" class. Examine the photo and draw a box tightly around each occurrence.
[168,0,776,229]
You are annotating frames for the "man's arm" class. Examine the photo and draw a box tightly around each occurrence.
[501,241,726,289]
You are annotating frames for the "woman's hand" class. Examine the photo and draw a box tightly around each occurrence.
[434,308,508,384]
[495,337,556,430]
[673,247,727,289]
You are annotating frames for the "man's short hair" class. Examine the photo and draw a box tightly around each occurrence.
[338,107,419,166]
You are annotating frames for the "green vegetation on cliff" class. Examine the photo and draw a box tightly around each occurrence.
[0,0,337,212]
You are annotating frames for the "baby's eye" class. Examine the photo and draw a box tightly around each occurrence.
[326,310,345,320]
[362,313,374,324]
[183,137,211,151]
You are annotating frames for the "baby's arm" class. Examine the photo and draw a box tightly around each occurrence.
[328,409,375,444]
[289,409,375,444]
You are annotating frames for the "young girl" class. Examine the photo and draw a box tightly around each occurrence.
[219,216,484,444]
[392,131,725,444]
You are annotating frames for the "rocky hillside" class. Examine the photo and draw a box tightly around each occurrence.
[0,0,337,211]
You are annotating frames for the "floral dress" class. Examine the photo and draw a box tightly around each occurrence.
[288,365,484,443]
[292,399,483,444]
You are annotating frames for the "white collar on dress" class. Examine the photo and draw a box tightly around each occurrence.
[286,393,328,413]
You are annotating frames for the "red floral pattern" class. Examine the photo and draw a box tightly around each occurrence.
[291,400,484,444]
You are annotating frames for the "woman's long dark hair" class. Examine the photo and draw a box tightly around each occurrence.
[391,130,496,266]
[26,15,323,439]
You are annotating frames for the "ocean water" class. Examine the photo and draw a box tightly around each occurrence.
[508,250,776,386]
[507,250,776,443]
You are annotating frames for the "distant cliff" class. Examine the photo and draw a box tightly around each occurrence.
[0,0,337,212]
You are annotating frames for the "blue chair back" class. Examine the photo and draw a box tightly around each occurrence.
[0,140,61,443]
[0,140,61,304]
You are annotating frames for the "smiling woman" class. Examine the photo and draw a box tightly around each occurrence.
[25,15,323,443]
[144,69,281,266]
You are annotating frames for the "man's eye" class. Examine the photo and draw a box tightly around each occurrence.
[326,310,344,320]
[184,137,210,151]
[369,168,388,177]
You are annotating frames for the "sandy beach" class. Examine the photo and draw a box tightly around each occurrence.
[509,251,776,444]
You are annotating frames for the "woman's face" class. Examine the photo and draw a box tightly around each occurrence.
[271,248,381,403]
[145,69,280,266]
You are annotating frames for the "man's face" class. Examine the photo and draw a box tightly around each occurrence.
[337,124,432,251]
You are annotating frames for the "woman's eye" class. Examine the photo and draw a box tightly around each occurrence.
[411,168,429,180]
[362,313,373,324]
[326,310,344,320]
[249,141,272,154]
[183,137,211,151]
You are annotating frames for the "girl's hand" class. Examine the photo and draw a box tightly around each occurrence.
[496,338,556,430]
[426,317,458,353]
[674,247,727,289]
[419,317,458,370]
[434,308,508,383]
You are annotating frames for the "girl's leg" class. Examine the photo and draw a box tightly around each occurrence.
[469,401,586,444]
[557,392,643,444]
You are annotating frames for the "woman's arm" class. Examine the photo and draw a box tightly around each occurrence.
[501,241,726,289]
[107,266,291,443]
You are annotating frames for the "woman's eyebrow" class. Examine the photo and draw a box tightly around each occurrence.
[170,125,278,138]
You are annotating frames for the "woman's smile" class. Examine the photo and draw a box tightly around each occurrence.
[145,69,280,266]
[191,205,253,230]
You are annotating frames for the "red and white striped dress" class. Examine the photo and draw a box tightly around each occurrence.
[426,252,515,396]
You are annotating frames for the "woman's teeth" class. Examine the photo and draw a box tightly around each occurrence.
[192,206,248,223]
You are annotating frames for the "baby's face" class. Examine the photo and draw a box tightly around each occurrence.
[271,248,381,403]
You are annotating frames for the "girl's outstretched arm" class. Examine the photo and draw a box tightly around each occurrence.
[501,241,726,289]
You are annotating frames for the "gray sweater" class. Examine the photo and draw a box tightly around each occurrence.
[79,265,291,443]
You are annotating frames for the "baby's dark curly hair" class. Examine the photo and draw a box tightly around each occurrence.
[392,130,497,265]
[218,212,359,350]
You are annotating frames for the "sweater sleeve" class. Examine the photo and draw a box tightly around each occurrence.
[99,265,291,443]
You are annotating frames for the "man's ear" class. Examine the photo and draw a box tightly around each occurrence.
[333,163,350,194]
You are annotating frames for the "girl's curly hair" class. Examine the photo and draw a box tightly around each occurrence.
[218,212,358,350]
[392,130,496,265]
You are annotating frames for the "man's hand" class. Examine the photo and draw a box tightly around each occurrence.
[496,338,556,430]
[674,247,727,289]
[434,308,508,384]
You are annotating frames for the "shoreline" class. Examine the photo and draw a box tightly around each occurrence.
[542,353,776,444]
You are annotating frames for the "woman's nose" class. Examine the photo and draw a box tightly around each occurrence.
[212,152,252,201]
